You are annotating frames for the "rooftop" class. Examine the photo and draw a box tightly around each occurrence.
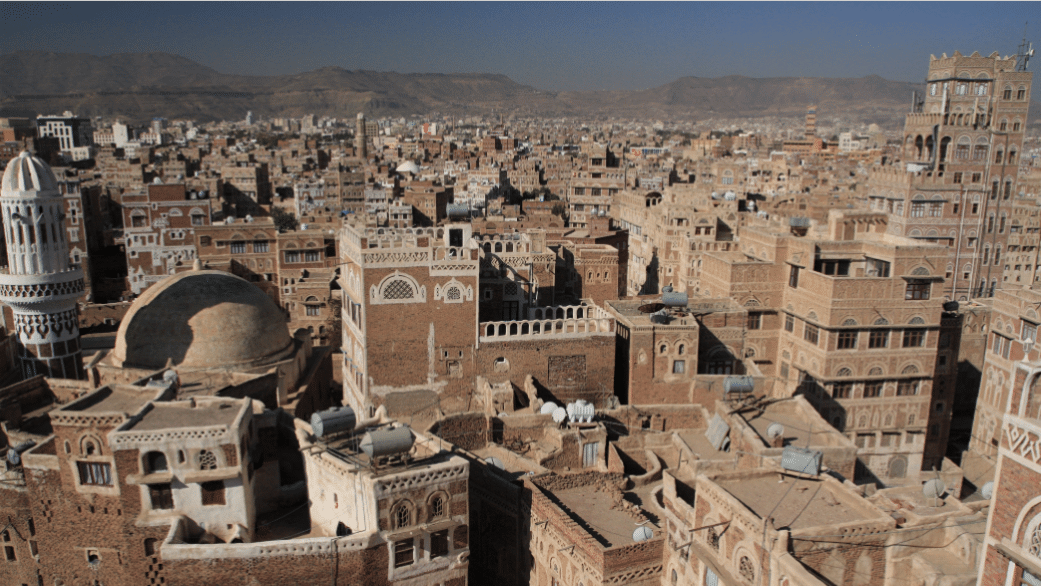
[714,471,880,530]
[128,399,245,432]
[551,484,660,548]
[61,384,157,416]
[740,399,849,448]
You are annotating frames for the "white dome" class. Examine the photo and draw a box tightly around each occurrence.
[1,151,59,199]
[396,161,420,174]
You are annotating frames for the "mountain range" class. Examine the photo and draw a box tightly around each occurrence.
[0,51,1029,128]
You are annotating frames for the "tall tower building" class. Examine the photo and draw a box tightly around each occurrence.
[0,151,85,379]
[804,105,817,138]
[356,112,367,159]
[867,49,1032,300]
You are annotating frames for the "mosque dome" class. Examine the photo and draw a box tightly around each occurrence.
[1,151,60,199]
[396,161,420,175]
[112,269,294,370]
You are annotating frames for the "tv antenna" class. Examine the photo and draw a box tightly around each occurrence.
[1016,22,1034,72]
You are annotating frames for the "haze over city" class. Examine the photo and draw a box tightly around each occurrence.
[2,2,1041,91]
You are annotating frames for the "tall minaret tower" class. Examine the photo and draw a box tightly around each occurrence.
[0,152,84,379]
[356,112,368,159]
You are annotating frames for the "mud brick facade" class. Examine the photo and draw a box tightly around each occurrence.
[340,222,620,417]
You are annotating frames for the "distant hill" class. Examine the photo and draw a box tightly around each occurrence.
[1,51,1033,127]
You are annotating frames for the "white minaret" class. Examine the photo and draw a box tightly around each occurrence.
[0,151,85,379]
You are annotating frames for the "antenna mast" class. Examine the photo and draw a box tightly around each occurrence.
[1016,22,1034,72]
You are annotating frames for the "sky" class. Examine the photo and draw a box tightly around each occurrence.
[1,2,1040,92]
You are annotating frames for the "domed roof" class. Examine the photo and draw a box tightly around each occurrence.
[396,161,420,175]
[112,269,294,371]
[1,151,60,199]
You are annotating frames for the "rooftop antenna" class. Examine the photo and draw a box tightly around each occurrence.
[1016,22,1034,72]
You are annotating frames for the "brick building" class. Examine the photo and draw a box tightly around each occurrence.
[122,182,213,295]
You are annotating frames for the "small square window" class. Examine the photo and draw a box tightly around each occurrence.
[672,360,685,374]
[431,530,449,558]
[394,538,414,568]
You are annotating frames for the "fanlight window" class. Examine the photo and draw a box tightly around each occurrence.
[383,278,415,300]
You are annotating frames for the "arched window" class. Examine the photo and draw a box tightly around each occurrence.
[383,278,415,300]
[393,502,412,528]
[197,450,217,470]
[429,493,446,520]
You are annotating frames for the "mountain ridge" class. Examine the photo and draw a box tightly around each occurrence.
[0,51,1016,127]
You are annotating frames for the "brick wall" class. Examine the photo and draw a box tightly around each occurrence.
[477,336,615,408]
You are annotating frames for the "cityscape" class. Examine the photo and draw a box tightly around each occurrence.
[1,2,1041,586]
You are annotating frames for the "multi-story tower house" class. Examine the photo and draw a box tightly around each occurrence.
[341,222,619,415]
[355,113,368,159]
[340,223,481,414]
[867,49,1032,300]
[568,145,624,229]
[0,152,85,379]
[123,182,212,295]
[699,210,951,482]
[968,287,1041,463]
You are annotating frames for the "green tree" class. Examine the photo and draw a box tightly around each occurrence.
[271,207,298,232]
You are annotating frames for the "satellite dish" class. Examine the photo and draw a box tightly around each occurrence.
[980,481,995,500]
[540,402,558,415]
[632,526,654,542]
[552,407,567,424]
[767,422,785,440]
[484,457,505,470]
[922,478,947,499]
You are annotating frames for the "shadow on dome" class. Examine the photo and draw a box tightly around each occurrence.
[116,271,293,371]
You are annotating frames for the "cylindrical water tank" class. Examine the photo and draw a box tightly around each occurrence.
[310,406,357,438]
[662,291,688,307]
[6,440,35,466]
[446,203,469,219]
[360,426,414,459]
[723,376,754,395]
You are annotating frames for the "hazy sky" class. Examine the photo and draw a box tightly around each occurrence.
[1,2,1040,91]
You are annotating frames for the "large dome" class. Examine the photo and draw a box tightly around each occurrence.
[112,269,294,370]
[2,151,59,199]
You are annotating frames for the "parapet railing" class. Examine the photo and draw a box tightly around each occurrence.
[480,305,615,341]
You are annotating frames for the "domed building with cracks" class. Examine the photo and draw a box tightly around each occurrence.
[91,262,336,420]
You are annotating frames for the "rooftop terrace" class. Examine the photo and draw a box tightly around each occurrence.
[714,471,879,530]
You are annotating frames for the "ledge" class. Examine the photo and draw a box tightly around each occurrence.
[125,471,174,485]
[181,468,241,484]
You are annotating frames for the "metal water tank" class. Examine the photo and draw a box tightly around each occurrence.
[662,291,688,307]
[446,203,469,219]
[360,426,414,459]
[310,406,357,438]
[723,376,754,395]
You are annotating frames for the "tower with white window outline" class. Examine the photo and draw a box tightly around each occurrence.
[0,151,85,379]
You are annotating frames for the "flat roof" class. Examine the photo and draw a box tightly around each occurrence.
[63,385,155,415]
[740,399,849,449]
[551,485,660,548]
[129,400,243,431]
[715,473,874,530]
